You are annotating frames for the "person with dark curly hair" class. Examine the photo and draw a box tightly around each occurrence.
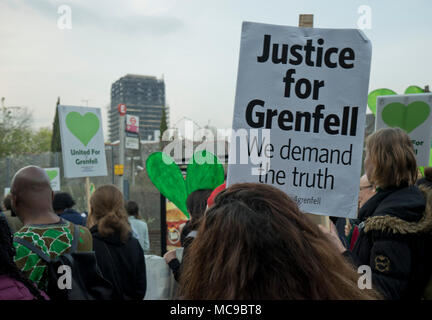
[0,215,48,300]
[53,192,86,226]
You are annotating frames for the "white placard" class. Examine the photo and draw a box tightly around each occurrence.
[376,93,432,167]
[227,22,372,219]
[4,188,10,197]
[58,105,108,178]
[126,136,140,150]
[44,167,61,191]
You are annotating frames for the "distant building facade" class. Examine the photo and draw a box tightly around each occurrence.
[109,74,168,142]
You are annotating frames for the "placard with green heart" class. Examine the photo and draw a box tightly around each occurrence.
[66,112,100,147]
[46,170,58,181]
[381,101,430,133]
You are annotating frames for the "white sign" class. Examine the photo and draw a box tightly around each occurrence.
[58,105,108,178]
[125,136,140,150]
[4,188,10,197]
[376,94,432,167]
[44,167,61,191]
[227,22,372,219]
[126,114,139,133]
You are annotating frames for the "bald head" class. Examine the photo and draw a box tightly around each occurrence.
[11,166,55,222]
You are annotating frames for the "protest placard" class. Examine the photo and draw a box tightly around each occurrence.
[44,167,61,191]
[58,105,108,178]
[227,21,372,219]
[375,93,432,166]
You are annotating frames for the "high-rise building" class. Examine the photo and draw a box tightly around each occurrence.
[109,74,168,142]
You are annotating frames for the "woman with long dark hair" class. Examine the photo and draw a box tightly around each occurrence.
[0,216,47,300]
[87,185,146,300]
[179,183,379,299]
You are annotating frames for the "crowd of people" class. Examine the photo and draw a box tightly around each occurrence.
[1,127,432,300]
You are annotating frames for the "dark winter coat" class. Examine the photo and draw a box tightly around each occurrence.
[343,184,432,299]
[90,225,146,300]
[59,208,86,226]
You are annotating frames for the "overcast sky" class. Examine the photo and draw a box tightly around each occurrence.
[1,0,431,138]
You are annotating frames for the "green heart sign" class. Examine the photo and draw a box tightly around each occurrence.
[46,170,58,181]
[146,150,225,218]
[381,101,430,133]
[66,112,100,147]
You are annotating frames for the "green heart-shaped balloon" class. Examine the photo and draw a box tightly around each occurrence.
[146,150,225,218]
[368,88,396,115]
[186,150,225,195]
[405,86,424,94]
[146,152,189,217]
[368,86,426,115]
[381,101,430,133]
[46,170,58,181]
[66,112,100,147]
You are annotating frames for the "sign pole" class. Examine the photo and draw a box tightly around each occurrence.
[118,104,126,194]
[298,14,330,229]
[86,176,91,212]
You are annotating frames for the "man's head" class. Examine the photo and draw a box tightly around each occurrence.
[358,174,375,209]
[10,166,54,221]
[125,200,139,218]
[2,193,12,211]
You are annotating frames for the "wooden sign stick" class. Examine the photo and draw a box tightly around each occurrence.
[298,14,330,229]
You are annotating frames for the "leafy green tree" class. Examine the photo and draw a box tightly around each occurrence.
[159,105,168,149]
[31,127,52,153]
[0,105,34,157]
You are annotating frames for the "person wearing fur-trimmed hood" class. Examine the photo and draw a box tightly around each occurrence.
[323,128,432,299]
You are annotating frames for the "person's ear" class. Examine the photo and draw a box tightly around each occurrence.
[11,194,18,209]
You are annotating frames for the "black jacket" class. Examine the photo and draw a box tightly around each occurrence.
[90,225,147,300]
[344,185,432,299]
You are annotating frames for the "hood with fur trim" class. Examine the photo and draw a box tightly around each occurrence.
[364,185,432,235]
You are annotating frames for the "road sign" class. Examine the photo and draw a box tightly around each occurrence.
[114,164,124,175]
[118,103,127,116]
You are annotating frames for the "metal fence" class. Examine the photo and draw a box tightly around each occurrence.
[0,142,163,255]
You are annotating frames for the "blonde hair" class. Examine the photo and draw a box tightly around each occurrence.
[87,185,131,243]
[366,128,417,189]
